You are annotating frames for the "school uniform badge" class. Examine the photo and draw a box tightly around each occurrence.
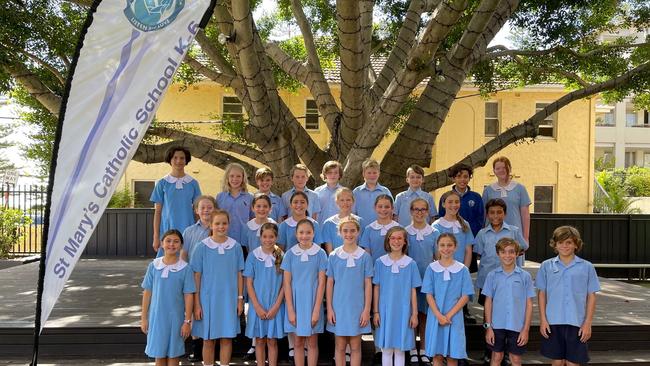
[124,0,185,32]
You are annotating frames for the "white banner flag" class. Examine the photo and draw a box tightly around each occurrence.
[41,0,211,331]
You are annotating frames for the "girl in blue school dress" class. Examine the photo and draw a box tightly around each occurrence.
[278,191,323,250]
[322,187,364,254]
[421,233,474,366]
[216,163,254,245]
[141,229,195,366]
[404,198,437,364]
[359,194,400,262]
[432,191,474,268]
[281,219,328,366]
[372,226,421,366]
[326,217,373,366]
[244,222,285,366]
[150,146,202,257]
[191,210,245,366]
[242,194,277,253]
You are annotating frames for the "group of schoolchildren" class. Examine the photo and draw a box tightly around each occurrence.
[140,146,601,366]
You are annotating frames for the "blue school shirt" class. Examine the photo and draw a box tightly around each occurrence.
[352,183,392,224]
[535,255,600,328]
[182,220,210,261]
[190,237,245,339]
[482,181,531,230]
[431,218,475,264]
[281,244,328,336]
[373,255,422,351]
[277,217,323,249]
[473,223,528,289]
[405,224,437,313]
[150,175,202,255]
[481,266,535,332]
[359,220,400,262]
[240,218,277,252]
[243,247,285,339]
[315,183,342,225]
[438,186,485,237]
[326,247,373,336]
[322,214,364,251]
[394,188,437,226]
[421,261,474,359]
[281,187,321,219]
[141,258,196,358]
[257,191,287,222]
[216,191,254,244]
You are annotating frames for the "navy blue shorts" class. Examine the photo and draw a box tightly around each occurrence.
[540,324,589,364]
[488,329,527,355]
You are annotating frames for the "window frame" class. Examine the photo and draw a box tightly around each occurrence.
[533,185,554,213]
[132,180,156,208]
[535,102,557,139]
[222,95,244,122]
[484,101,500,137]
[305,99,320,130]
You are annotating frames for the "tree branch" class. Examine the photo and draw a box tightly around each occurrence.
[483,42,650,62]
[19,49,66,85]
[510,55,591,88]
[185,55,243,89]
[194,30,237,77]
[423,61,650,191]
[290,0,322,72]
[449,0,502,65]
[2,59,62,116]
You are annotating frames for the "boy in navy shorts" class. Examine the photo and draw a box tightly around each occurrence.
[482,238,535,366]
[536,226,600,365]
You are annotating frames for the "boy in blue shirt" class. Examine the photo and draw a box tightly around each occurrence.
[281,164,321,221]
[352,158,392,224]
[482,238,535,366]
[536,226,600,366]
[255,167,287,222]
[314,160,343,225]
[394,164,436,226]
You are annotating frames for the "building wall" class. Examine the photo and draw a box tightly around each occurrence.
[120,82,595,213]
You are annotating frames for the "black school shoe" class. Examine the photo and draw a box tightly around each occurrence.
[373,352,383,365]
[242,346,256,361]
[187,338,203,363]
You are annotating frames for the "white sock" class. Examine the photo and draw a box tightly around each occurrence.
[394,350,405,366]
[288,335,295,356]
[346,344,351,354]
[419,349,428,361]
[381,348,394,366]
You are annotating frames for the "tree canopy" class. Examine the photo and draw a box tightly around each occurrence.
[1,0,649,192]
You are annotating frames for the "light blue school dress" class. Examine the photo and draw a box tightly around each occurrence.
[141,258,195,358]
[182,220,210,261]
[322,214,364,251]
[240,218,277,252]
[150,174,202,256]
[352,182,393,224]
[394,188,437,226]
[421,261,474,359]
[216,191,254,244]
[373,255,422,351]
[481,181,531,231]
[315,183,343,225]
[431,218,475,264]
[326,247,373,336]
[191,237,244,339]
[405,224,437,313]
[281,187,321,219]
[281,244,328,336]
[243,247,285,339]
[473,223,528,289]
[359,220,400,262]
[277,217,323,249]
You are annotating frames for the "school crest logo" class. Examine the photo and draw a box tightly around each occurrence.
[124,0,185,32]
[468,200,475,207]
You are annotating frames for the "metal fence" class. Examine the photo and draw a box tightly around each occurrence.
[1,184,46,255]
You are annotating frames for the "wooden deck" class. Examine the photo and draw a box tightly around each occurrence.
[1,259,649,359]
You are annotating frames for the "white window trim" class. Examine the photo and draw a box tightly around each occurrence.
[222,95,244,122]
[535,102,557,139]
[484,101,500,137]
[305,99,320,131]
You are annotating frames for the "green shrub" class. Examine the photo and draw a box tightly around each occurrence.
[108,187,135,208]
[0,208,31,258]
[624,166,650,197]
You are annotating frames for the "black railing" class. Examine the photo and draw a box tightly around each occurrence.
[1,184,46,256]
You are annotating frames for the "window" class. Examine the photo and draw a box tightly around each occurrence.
[534,186,554,213]
[625,151,635,168]
[644,153,650,168]
[133,181,155,208]
[596,111,615,126]
[535,103,557,138]
[626,112,638,127]
[305,100,319,130]
[222,96,243,122]
[484,101,499,136]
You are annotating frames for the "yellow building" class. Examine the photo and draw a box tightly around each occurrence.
[121,80,595,214]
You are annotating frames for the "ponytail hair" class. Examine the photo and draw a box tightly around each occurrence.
[260,222,283,273]
[440,191,469,233]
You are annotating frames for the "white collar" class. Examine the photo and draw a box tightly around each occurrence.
[435,217,462,233]
[285,216,316,227]
[335,246,365,267]
[202,237,236,254]
[290,243,321,262]
[247,218,277,236]
[162,174,194,189]
[368,220,400,235]
[429,260,464,281]
[153,257,188,278]
[379,254,413,273]
[490,181,517,198]
[252,246,276,267]
[405,224,434,241]
[328,213,359,225]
